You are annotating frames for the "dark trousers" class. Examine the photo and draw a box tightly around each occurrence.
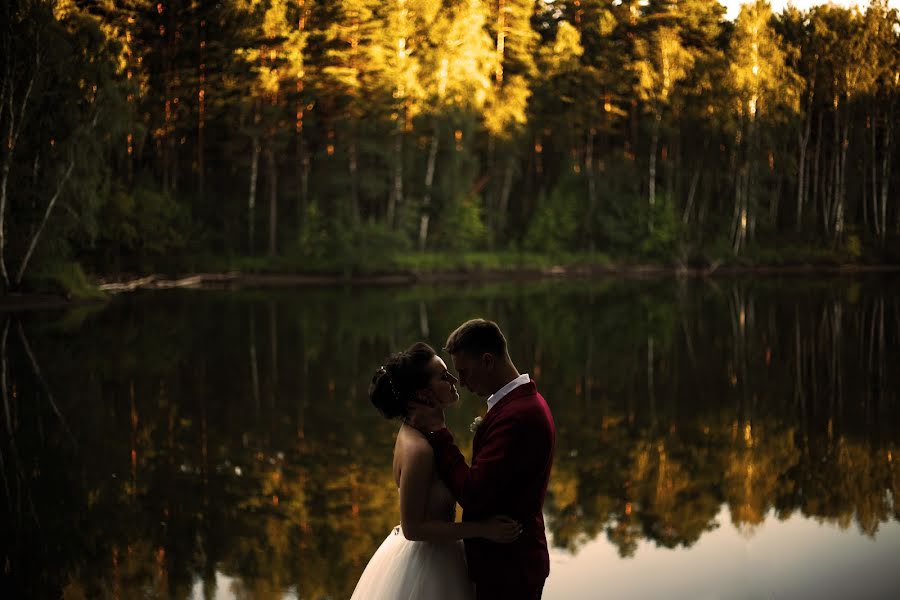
[475,579,545,600]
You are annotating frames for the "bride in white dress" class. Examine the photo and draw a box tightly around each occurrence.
[351,342,521,599]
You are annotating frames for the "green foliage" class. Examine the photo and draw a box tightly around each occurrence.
[2,0,899,293]
[640,197,683,260]
[283,208,413,273]
[97,185,188,268]
[524,179,580,255]
[739,243,849,266]
[431,197,489,252]
[390,249,609,271]
[845,234,862,259]
[0,0,127,289]
[336,220,413,272]
[294,202,333,260]
[24,259,106,300]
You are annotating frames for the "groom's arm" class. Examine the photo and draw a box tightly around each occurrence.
[428,417,541,512]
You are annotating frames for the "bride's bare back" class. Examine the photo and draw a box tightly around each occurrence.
[394,423,456,524]
[350,422,474,599]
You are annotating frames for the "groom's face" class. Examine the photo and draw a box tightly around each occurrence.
[450,351,492,398]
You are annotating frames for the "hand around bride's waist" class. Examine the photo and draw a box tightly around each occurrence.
[477,515,522,543]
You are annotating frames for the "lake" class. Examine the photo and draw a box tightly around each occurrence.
[2,276,899,599]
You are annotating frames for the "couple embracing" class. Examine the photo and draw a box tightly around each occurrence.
[351,319,557,599]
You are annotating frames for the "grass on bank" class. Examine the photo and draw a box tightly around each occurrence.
[24,236,895,298]
[26,260,108,300]
[187,250,615,276]
[189,241,878,276]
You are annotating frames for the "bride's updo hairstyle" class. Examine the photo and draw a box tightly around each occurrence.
[369,342,437,419]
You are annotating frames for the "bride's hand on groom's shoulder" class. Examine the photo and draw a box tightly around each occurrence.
[480,515,523,544]
[405,400,445,433]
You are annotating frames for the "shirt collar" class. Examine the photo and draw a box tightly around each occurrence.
[486,374,530,412]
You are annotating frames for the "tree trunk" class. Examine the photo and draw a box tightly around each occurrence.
[836,115,849,239]
[348,133,359,224]
[648,114,660,229]
[829,98,841,237]
[812,111,823,228]
[248,135,260,253]
[824,109,837,235]
[125,13,135,186]
[0,145,12,290]
[296,102,310,236]
[882,117,892,239]
[684,137,710,225]
[162,14,174,198]
[387,111,404,228]
[748,121,759,243]
[296,109,308,231]
[0,56,37,290]
[672,128,682,207]
[497,155,515,239]
[485,135,497,227]
[584,127,597,247]
[489,0,506,222]
[495,0,506,85]
[683,165,701,225]
[771,149,783,226]
[296,1,308,232]
[744,163,753,246]
[166,2,178,196]
[871,109,879,238]
[266,147,277,257]
[14,159,75,287]
[796,110,811,231]
[198,14,206,202]
[418,128,439,251]
[732,164,745,254]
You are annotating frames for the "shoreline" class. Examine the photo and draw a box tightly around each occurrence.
[95,263,900,291]
[4,263,899,311]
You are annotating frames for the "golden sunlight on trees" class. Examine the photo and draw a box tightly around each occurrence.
[728,0,799,253]
[0,0,898,287]
[636,26,694,218]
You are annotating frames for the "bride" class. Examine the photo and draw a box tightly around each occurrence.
[351,342,521,599]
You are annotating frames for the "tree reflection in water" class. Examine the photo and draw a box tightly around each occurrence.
[1,278,898,597]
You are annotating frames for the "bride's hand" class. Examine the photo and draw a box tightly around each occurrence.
[480,515,522,543]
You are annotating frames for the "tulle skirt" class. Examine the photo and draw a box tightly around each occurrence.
[350,525,475,600]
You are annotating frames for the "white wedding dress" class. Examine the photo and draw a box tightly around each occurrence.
[350,474,474,599]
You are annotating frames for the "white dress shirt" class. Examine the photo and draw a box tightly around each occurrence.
[486,373,531,413]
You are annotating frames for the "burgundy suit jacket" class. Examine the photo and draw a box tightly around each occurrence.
[427,381,556,585]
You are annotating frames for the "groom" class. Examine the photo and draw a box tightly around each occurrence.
[408,319,556,599]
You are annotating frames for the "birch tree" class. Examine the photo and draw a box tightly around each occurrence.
[417,0,496,250]
[728,0,797,252]
[635,26,694,225]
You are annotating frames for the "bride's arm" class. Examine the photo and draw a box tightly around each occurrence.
[399,441,519,543]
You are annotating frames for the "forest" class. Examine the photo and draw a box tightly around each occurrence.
[2,0,899,292]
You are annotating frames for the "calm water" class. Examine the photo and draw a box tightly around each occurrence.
[2,277,899,599]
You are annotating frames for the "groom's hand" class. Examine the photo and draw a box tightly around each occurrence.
[405,400,446,434]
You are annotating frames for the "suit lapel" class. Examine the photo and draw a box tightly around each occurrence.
[472,381,536,455]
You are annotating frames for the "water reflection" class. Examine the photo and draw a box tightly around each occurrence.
[545,506,900,600]
[1,278,899,598]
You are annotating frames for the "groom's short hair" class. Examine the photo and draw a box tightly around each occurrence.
[444,319,508,358]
